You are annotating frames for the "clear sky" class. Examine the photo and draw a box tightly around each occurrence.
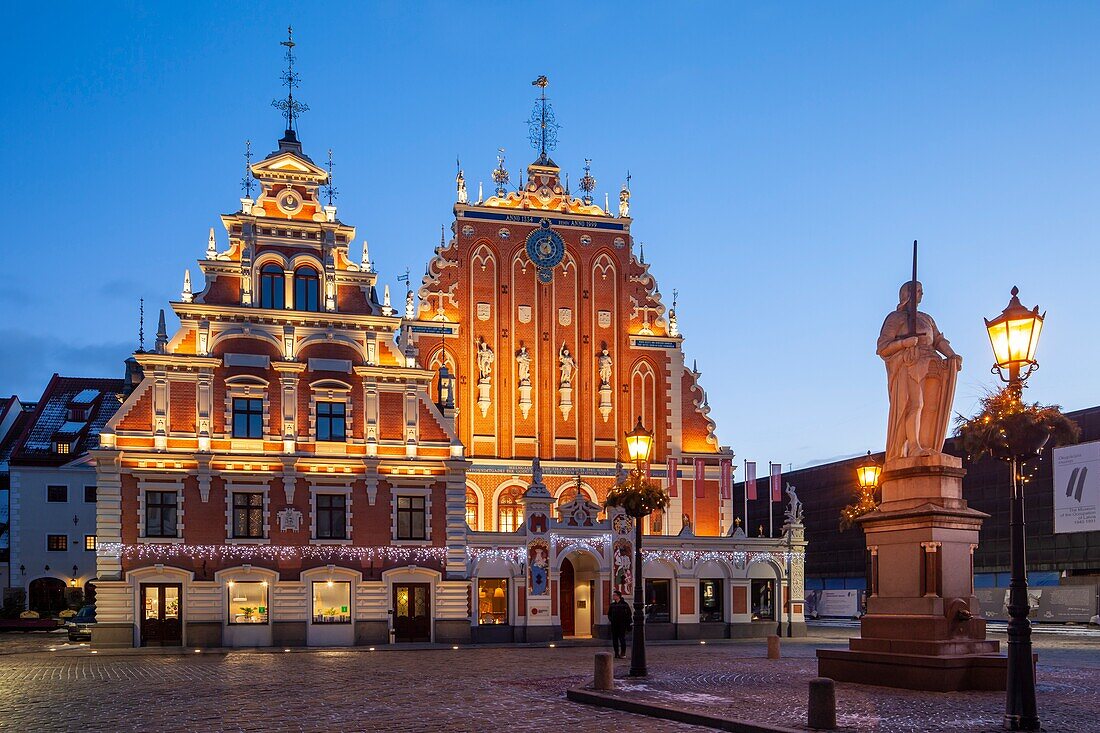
[4,3,1098,469]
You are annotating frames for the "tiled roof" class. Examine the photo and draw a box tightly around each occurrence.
[11,375,125,465]
[0,398,32,467]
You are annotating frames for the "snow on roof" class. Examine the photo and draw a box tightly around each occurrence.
[15,377,125,460]
[70,389,101,405]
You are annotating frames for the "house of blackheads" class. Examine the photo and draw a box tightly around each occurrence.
[87,41,806,648]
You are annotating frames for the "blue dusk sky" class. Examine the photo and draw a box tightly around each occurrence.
[3,3,1098,469]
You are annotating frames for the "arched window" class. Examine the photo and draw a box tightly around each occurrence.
[294,267,320,312]
[465,489,478,530]
[259,264,285,310]
[497,486,524,533]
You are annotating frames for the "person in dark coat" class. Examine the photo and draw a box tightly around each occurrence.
[607,590,632,659]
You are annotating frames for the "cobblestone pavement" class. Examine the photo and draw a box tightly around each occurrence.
[0,629,1096,732]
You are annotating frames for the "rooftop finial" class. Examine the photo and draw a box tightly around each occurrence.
[492,148,510,196]
[527,75,559,160]
[323,148,338,206]
[240,140,255,198]
[272,25,309,143]
[456,157,467,203]
[181,269,193,303]
[138,298,145,353]
[579,158,596,204]
[206,227,217,259]
[155,309,168,354]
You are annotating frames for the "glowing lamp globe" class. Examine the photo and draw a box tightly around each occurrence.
[984,286,1044,382]
[855,451,882,491]
[624,417,654,466]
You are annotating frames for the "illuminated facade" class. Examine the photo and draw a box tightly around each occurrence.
[90,58,805,647]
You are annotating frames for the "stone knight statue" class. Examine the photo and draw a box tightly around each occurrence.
[476,337,495,382]
[559,343,576,386]
[516,345,531,384]
[877,280,962,462]
[597,347,612,387]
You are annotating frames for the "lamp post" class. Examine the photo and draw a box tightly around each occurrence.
[985,286,1045,732]
[855,452,882,609]
[624,417,654,677]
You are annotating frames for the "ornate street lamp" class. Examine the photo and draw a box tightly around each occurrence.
[985,286,1044,732]
[604,416,666,678]
[985,286,1045,393]
[855,451,882,493]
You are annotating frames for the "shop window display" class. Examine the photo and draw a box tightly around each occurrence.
[228,581,269,624]
[312,581,351,624]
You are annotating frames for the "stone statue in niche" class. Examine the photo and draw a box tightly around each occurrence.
[516,345,531,384]
[558,343,576,386]
[476,337,495,381]
[597,347,613,387]
[877,281,962,462]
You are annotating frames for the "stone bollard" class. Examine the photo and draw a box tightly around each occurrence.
[767,634,781,660]
[594,652,614,691]
[807,677,837,730]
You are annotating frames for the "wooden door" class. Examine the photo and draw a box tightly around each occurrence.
[393,583,431,642]
[561,558,575,636]
[140,584,182,646]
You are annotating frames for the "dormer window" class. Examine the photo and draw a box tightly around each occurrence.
[67,406,90,421]
[54,440,72,454]
[294,267,320,312]
[259,264,286,309]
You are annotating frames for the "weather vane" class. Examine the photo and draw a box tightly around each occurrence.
[323,148,339,205]
[272,26,309,133]
[492,148,510,196]
[527,75,560,157]
[241,140,255,198]
[579,158,596,204]
[138,298,145,353]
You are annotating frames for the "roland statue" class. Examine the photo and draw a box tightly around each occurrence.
[877,280,962,463]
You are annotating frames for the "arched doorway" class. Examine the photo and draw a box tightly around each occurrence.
[28,578,66,616]
[559,551,601,639]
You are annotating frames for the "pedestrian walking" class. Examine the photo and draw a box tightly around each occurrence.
[608,590,632,659]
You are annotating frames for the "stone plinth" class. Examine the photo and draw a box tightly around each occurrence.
[817,454,1009,692]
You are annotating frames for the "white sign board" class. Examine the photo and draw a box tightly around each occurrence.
[1053,440,1100,533]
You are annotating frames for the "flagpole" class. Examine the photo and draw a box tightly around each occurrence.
[742,460,748,532]
[768,462,774,537]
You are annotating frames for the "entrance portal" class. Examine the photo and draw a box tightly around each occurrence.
[393,583,431,642]
[140,583,182,646]
[560,551,600,638]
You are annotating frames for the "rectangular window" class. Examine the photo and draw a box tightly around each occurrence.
[232,397,264,439]
[47,485,68,503]
[84,485,97,503]
[396,495,426,540]
[316,401,346,442]
[644,579,671,623]
[54,441,71,454]
[751,579,775,621]
[700,579,723,622]
[477,579,508,625]
[232,492,265,538]
[145,491,178,538]
[315,494,347,539]
[312,581,351,624]
[227,581,268,624]
[84,535,97,551]
[47,534,68,551]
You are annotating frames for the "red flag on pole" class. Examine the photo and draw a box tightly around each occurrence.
[720,458,732,500]
[770,462,783,501]
[666,457,678,497]
[695,458,706,498]
[746,461,757,500]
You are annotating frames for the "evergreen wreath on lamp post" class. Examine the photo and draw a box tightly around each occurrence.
[604,418,669,677]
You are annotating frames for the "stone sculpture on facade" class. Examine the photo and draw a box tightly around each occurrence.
[876,281,962,463]
[597,346,613,422]
[558,342,576,420]
[783,483,803,525]
[516,345,532,420]
[476,337,494,417]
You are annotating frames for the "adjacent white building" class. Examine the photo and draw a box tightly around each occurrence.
[7,376,123,614]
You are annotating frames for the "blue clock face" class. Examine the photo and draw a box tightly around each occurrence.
[525,220,565,274]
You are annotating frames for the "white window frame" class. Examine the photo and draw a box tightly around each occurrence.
[137,480,185,544]
[226,483,270,544]
[310,485,353,545]
[390,486,432,546]
[224,376,271,445]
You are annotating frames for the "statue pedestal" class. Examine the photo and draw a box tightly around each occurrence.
[817,454,1009,691]
[518,382,532,420]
